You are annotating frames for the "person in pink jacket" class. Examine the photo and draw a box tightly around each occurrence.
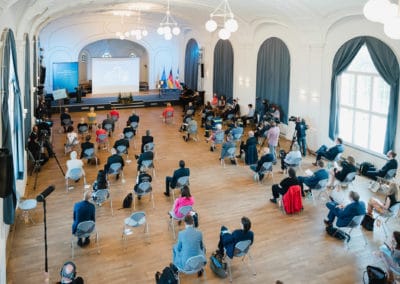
[173,185,195,218]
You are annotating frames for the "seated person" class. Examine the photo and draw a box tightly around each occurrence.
[27,125,50,164]
[164,160,190,197]
[162,102,175,122]
[254,120,270,139]
[113,133,130,154]
[201,106,214,129]
[102,114,115,136]
[65,126,79,149]
[77,117,89,135]
[241,104,255,127]
[66,151,85,182]
[298,160,329,196]
[206,124,224,152]
[60,107,73,133]
[72,191,95,247]
[270,168,301,204]
[279,143,302,172]
[250,147,274,181]
[379,231,400,282]
[109,107,120,121]
[183,118,198,142]
[220,135,236,164]
[179,113,193,132]
[365,150,398,181]
[140,129,154,153]
[104,148,124,179]
[123,121,135,138]
[327,155,357,187]
[313,137,344,165]
[324,190,366,227]
[127,110,140,132]
[216,216,254,258]
[228,121,244,141]
[87,107,97,130]
[239,131,258,165]
[80,135,95,159]
[57,261,84,284]
[211,93,218,108]
[134,170,152,200]
[367,183,398,215]
[218,95,226,111]
[173,214,206,275]
[137,144,154,171]
[232,99,240,116]
[95,124,107,144]
[271,106,280,122]
[184,101,195,115]
[92,169,108,191]
[172,185,194,218]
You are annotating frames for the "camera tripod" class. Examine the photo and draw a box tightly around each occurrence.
[31,139,65,191]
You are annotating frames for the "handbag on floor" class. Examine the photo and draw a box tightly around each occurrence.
[363,265,387,284]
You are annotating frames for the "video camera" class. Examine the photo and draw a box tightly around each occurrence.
[288,116,298,122]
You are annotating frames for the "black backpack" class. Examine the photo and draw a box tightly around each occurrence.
[155,264,178,284]
[363,265,387,284]
[361,214,375,231]
[326,225,349,242]
[209,252,227,278]
[122,193,133,208]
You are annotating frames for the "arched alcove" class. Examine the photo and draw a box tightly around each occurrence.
[184,38,199,90]
[213,39,234,100]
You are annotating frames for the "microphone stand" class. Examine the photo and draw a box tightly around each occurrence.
[42,198,49,273]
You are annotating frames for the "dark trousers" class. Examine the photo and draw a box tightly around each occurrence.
[326,201,339,223]
[165,176,173,194]
[298,137,307,156]
[364,168,381,181]
[272,184,288,199]
[315,145,327,161]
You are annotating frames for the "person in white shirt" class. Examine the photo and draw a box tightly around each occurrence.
[241,104,255,127]
[280,143,302,173]
[66,151,85,182]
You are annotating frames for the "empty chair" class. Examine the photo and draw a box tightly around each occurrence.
[133,181,155,210]
[172,176,190,200]
[185,120,198,142]
[225,240,256,282]
[169,205,193,239]
[257,162,273,184]
[71,220,100,258]
[65,168,87,192]
[308,178,329,203]
[177,254,207,282]
[375,203,400,238]
[97,133,109,151]
[81,147,98,166]
[107,162,124,181]
[333,214,367,250]
[92,189,113,216]
[17,193,37,224]
[122,212,149,250]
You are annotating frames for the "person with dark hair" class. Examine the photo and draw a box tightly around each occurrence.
[27,125,49,164]
[172,186,195,218]
[313,138,344,165]
[216,216,254,258]
[134,170,152,200]
[56,261,84,284]
[365,150,398,181]
[164,160,190,197]
[104,148,124,179]
[60,108,73,133]
[102,114,115,136]
[128,110,140,124]
[72,191,95,247]
[80,135,94,159]
[140,129,154,153]
[324,190,366,227]
[295,117,308,157]
[136,143,154,171]
[123,121,135,137]
[270,168,301,204]
[113,133,130,153]
[173,214,206,275]
[241,104,255,127]
[379,231,400,282]
[297,160,329,196]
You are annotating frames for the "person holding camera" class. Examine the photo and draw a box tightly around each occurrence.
[295,117,308,157]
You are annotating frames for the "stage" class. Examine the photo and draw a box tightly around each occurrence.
[50,89,181,113]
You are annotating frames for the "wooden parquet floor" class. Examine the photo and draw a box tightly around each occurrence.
[6,106,398,283]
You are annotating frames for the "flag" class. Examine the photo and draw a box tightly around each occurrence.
[167,68,174,89]
[161,67,167,88]
[175,67,182,89]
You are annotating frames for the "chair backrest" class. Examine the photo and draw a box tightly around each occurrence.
[78,125,88,133]
[124,131,134,140]
[68,168,84,180]
[136,181,152,196]
[141,160,154,169]
[144,142,154,152]
[166,111,174,118]
[92,189,110,204]
[182,255,206,273]
[125,211,146,227]
[130,121,139,129]
[177,176,189,187]
[117,145,127,154]
[178,205,193,217]
[389,203,400,217]
[186,109,194,116]
[88,116,96,123]
[111,115,118,122]
[215,131,225,144]
[227,147,236,157]
[314,178,329,190]
[260,162,273,173]
[108,162,122,174]
[83,148,95,158]
[75,220,95,238]
[188,121,198,134]
[385,169,397,179]
[104,123,113,132]
[98,134,107,142]
[233,240,252,257]
[63,118,72,125]
[347,215,364,228]
[291,157,302,166]
[343,172,356,183]
[334,153,342,162]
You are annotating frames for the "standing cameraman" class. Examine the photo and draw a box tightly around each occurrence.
[28,125,49,164]
[295,117,308,157]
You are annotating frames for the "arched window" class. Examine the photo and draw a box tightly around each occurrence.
[213,39,233,100]
[255,37,290,123]
[329,36,399,154]
[184,39,199,90]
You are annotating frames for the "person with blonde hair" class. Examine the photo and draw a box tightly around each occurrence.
[327,155,357,187]
[367,183,398,215]
[87,107,97,130]
[66,151,85,181]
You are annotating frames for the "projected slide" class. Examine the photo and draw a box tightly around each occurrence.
[92,58,140,94]
[52,62,78,93]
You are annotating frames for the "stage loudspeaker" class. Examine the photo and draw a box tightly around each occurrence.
[200,64,204,78]
[0,148,14,198]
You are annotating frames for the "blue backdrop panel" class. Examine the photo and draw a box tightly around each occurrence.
[52,62,78,93]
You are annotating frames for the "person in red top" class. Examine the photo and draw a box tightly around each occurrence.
[162,102,174,122]
[95,124,107,143]
[109,107,119,120]
[211,93,218,108]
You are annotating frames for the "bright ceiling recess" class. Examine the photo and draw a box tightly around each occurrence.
[363,0,400,39]
[205,0,238,40]
[114,9,148,40]
[157,0,181,40]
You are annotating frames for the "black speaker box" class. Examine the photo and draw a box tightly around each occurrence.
[0,148,13,198]
[200,64,204,78]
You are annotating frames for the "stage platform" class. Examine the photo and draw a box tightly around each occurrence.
[50,90,181,113]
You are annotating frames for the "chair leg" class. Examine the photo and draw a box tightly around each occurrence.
[110,196,114,216]
[133,192,136,210]
[96,231,100,254]
[151,192,155,209]
[71,237,74,258]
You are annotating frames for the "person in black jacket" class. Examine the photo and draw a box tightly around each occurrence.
[327,155,357,187]
[365,150,398,181]
[104,148,124,179]
[270,168,301,204]
[295,117,308,157]
[249,147,274,181]
[113,133,130,154]
[140,129,154,153]
[80,135,94,159]
[137,144,154,171]
[164,160,190,197]
[238,131,258,165]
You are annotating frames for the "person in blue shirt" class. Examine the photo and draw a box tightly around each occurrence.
[72,191,95,247]
[313,137,344,165]
[298,160,329,196]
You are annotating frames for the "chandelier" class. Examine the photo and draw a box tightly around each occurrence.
[114,10,148,41]
[363,0,400,39]
[205,0,238,40]
[157,0,181,40]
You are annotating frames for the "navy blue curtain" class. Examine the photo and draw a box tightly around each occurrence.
[255,37,290,123]
[24,34,31,145]
[329,36,399,153]
[1,28,24,225]
[213,40,234,100]
[184,39,199,90]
